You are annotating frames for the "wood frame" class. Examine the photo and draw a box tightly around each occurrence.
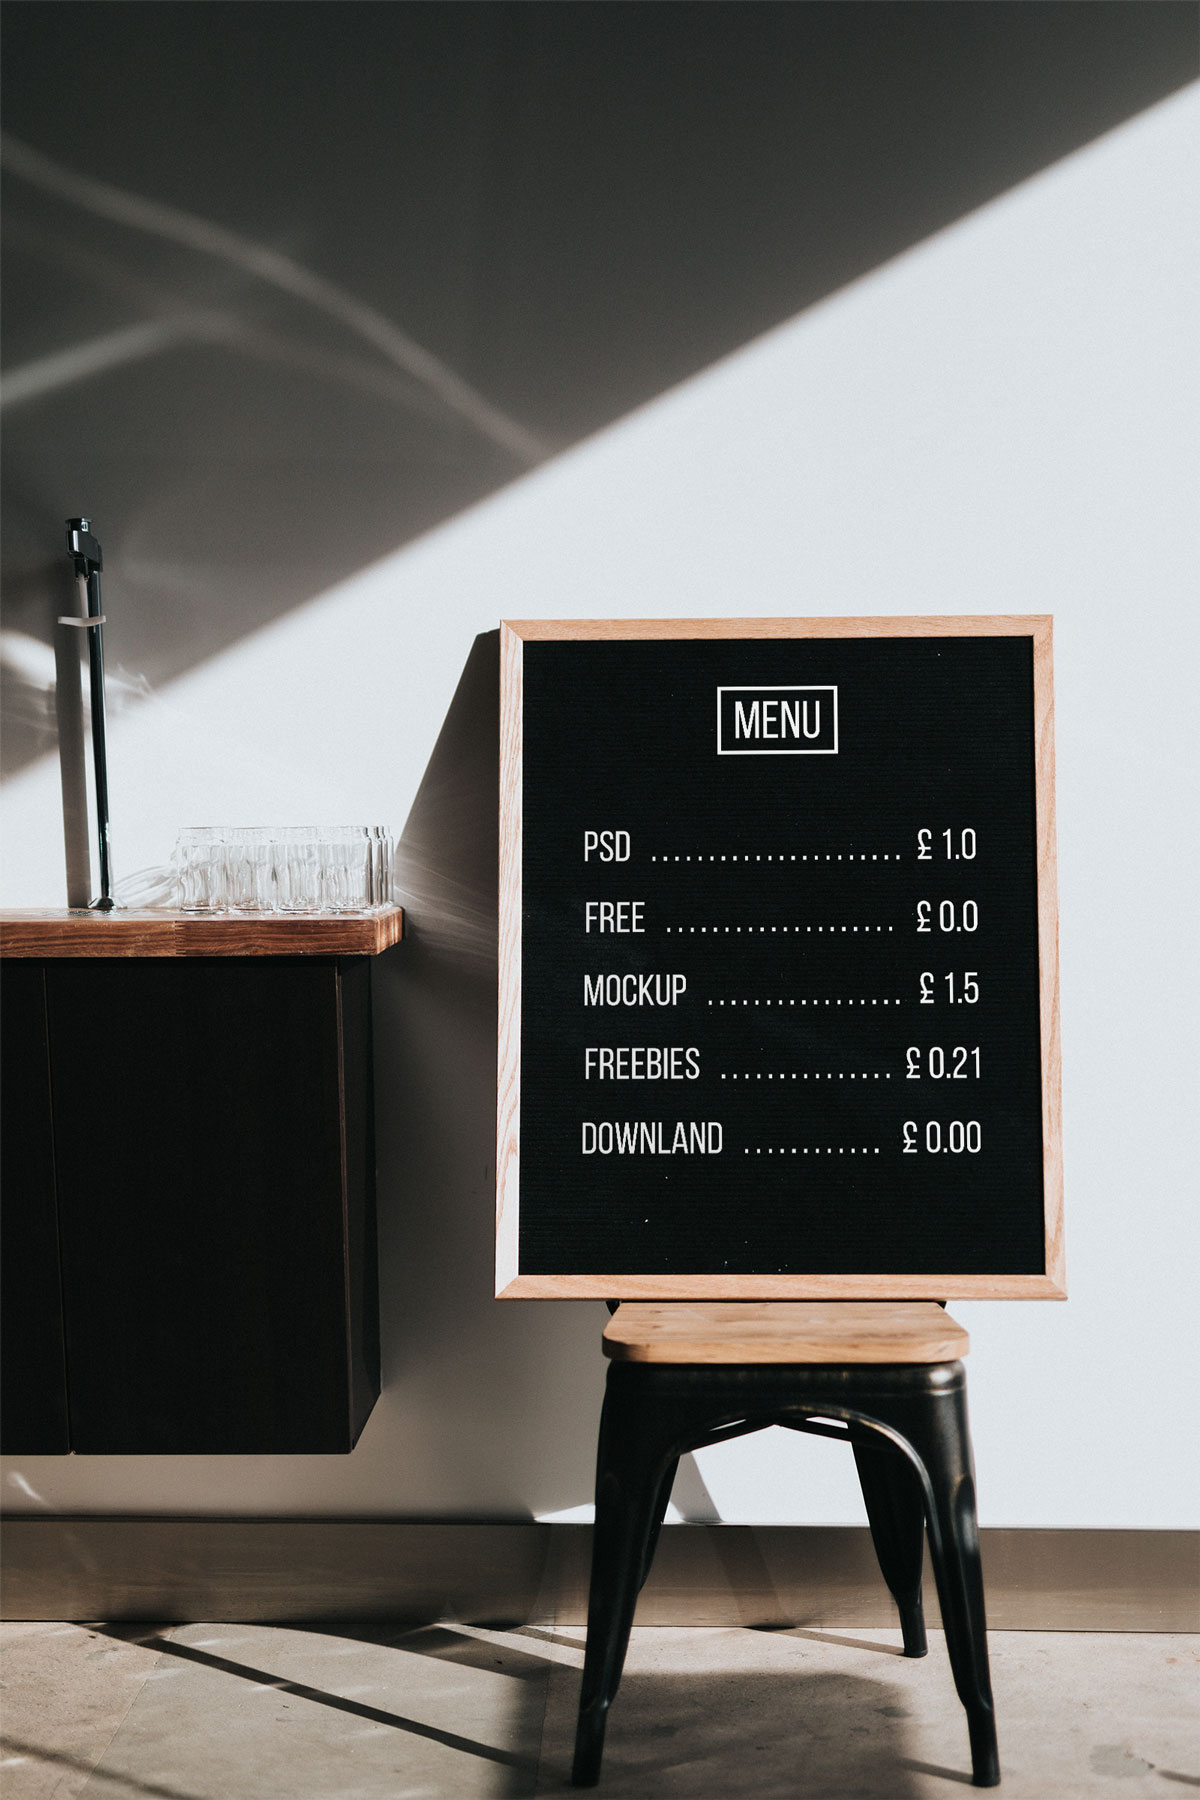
[497,617,1064,1300]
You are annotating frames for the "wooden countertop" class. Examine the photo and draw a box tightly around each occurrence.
[0,907,404,958]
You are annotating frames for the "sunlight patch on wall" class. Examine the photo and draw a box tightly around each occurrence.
[3,86,1192,916]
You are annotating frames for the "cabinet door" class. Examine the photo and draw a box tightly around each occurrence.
[0,963,70,1452]
[45,956,378,1453]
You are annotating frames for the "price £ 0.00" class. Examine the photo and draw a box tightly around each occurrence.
[902,1120,982,1154]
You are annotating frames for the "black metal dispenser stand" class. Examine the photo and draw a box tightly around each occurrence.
[62,517,114,910]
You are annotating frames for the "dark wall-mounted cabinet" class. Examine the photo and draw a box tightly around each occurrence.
[1,910,401,1455]
[1,959,69,1452]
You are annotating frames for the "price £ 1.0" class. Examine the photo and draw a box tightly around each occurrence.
[917,828,977,860]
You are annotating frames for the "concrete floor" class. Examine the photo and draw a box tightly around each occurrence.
[0,1621,1195,1799]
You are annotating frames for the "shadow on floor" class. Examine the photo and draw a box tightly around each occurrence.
[283,1618,560,1682]
[766,1625,908,1657]
[80,1620,946,1798]
[134,1633,533,1772]
[534,1666,940,1798]
[0,1737,203,1800]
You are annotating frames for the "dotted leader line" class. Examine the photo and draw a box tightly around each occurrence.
[722,1071,891,1081]
[651,853,900,862]
[668,924,894,934]
[708,997,902,1007]
[744,1146,882,1156]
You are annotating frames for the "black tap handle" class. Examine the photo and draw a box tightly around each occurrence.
[66,517,103,576]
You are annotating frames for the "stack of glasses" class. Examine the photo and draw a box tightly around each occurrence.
[174,826,393,913]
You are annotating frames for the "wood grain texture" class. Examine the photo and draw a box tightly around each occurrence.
[602,1301,969,1363]
[0,907,404,958]
[1031,618,1066,1294]
[495,624,524,1294]
[500,1273,1065,1300]
[504,616,1053,642]
[495,615,1065,1301]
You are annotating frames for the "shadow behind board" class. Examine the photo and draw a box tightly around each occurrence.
[497,617,1063,1301]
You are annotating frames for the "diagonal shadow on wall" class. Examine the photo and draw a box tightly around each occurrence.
[2,2,1196,775]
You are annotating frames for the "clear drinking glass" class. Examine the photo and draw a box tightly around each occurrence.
[175,827,225,911]
[370,825,393,907]
[173,826,392,913]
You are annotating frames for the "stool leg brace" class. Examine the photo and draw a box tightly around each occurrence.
[572,1359,999,1789]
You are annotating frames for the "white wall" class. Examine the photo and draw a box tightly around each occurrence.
[3,87,1196,1528]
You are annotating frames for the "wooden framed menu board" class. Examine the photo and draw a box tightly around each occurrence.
[497,618,1064,1300]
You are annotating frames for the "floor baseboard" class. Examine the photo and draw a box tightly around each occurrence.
[1,1521,1194,1630]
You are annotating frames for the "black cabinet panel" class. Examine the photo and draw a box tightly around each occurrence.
[0,963,70,1452]
[12,954,380,1454]
[338,958,381,1442]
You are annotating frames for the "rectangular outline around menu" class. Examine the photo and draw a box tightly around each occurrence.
[716,683,839,755]
[496,615,1064,1302]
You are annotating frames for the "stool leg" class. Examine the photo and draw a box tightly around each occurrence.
[853,1437,927,1657]
[640,1456,679,1591]
[899,1384,999,1788]
[572,1375,680,1787]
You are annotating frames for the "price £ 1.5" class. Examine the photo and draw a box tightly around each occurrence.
[919,971,979,1005]
[902,1120,982,1153]
[905,1046,981,1079]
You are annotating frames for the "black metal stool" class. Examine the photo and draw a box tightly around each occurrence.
[572,1302,999,1790]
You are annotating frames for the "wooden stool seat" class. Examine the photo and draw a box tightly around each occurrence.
[603,1301,969,1365]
